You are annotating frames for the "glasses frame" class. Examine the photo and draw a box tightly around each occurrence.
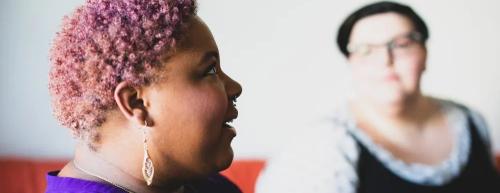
[347,31,424,57]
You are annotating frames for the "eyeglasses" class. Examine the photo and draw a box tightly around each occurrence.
[347,32,424,58]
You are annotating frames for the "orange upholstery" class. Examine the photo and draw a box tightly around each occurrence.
[0,158,66,193]
[221,160,266,193]
[496,155,500,172]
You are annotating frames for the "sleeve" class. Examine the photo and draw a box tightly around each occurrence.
[255,120,360,193]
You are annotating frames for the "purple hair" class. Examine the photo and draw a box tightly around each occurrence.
[49,0,197,144]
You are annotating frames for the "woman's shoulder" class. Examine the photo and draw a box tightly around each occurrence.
[433,97,491,144]
[432,97,493,161]
[433,97,481,117]
[189,173,242,193]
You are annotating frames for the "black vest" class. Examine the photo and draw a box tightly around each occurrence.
[353,109,500,193]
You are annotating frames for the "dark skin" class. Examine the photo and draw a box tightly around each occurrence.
[58,16,242,193]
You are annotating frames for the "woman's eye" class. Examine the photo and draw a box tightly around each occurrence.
[206,64,217,75]
[391,38,412,48]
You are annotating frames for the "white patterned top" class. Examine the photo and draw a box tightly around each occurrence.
[256,99,493,193]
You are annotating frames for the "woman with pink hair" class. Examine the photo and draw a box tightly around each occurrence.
[46,0,242,192]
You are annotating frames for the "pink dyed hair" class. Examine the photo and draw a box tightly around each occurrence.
[49,0,196,143]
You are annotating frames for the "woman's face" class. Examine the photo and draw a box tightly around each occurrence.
[347,13,426,105]
[145,16,242,180]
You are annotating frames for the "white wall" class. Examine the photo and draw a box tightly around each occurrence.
[1,0,499,160]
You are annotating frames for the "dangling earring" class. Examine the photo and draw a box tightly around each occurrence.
[142,120,154,186]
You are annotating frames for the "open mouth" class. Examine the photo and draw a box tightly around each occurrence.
[223,96,238,132]
[223,119,234,128]
[222,116,237,138]
[223,108,237,128]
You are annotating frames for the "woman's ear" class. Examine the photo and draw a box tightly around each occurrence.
[114,82,148,126]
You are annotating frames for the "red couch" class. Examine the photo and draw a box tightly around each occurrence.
[1,156,499,193]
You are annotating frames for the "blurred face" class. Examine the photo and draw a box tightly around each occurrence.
[145,16,242,180]
[347,13,426,105]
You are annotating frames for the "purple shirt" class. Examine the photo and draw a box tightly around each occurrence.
[45,171,242,193]
[46,171,128,193]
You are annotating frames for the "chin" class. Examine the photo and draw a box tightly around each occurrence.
[368,97,403,114]
[190,148,234,179]
[385,94,405,105]
[215,147,234,171]
[379,86,406,102]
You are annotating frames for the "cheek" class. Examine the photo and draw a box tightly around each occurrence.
[179,85,229,169]
[161,84,228,148]
[150,84,229,169]
[350,63,380,86]
[395,55,426,86]
[350,59,366,79]
[186,86,227,131]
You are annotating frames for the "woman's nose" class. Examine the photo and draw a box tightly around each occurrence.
[374,46,395,68]
[223,73,242,100]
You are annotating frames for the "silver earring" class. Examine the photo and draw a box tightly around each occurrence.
[142,120,154,186]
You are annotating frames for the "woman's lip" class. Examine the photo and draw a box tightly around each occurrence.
[224,107,238,123]
[228,127,236,137]
[222,105,238,137]
[223,124,237,137]
[384,74,400,81]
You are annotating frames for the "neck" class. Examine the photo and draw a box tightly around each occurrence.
[351,93,438,132]
[73,144,185,193]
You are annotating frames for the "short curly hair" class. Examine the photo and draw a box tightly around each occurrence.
[49,0,197,144]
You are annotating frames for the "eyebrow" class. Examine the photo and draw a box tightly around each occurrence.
[198,51,219,66]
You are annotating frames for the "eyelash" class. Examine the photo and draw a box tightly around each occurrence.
[205,63,217,76]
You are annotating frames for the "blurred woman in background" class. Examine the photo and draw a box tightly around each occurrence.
[46,0,242,192]
[257,1,499,193]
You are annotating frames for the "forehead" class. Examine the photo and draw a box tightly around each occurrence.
[349,12,415,44]
[158,16,218,73]
[177,16,218,53]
